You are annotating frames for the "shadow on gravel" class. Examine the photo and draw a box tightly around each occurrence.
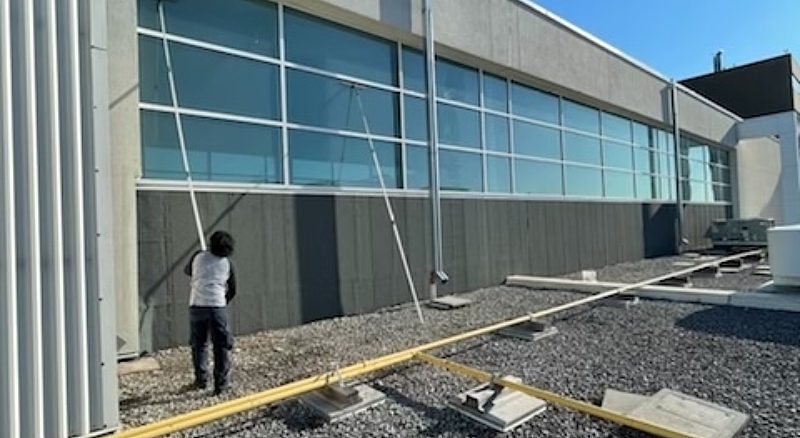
[676,307,800,346]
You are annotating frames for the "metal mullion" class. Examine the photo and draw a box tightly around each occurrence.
[284,61,402,94]
[0,0,18,435]
[479,69,487,192]
[59,0,91,433]
[13,0,45,435]
[284,123,400,145]
[558,96,566,196]
[398,41,407,189]
[278,4,289,185]
[508,78,516,194]
[137,27,281,67]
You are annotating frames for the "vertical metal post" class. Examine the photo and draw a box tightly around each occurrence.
[13,0,45,435]
[671,80,685,252]
[36,0,69,434]
[424,0,445,298]
[0,0,19,436]
[60,0,92,433]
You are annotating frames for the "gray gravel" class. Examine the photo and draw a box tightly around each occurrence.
[119,256,799,437]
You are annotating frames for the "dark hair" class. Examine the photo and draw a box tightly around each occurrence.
[209,230,235,257]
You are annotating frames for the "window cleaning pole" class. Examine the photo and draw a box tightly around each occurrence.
[349,84,425,325]
[424,0,447,298]
[158,1,206,251]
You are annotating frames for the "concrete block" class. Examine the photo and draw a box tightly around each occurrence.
[427,295,473,310]
[627,389,750,438]
[448,376,547,432]
[497,323,559,342]
[601,389,649,414]
[300,383,386,422]
[117,356,160,375]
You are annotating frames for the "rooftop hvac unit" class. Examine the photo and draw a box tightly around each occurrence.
[709,218,774,248]
[768,224,800,287]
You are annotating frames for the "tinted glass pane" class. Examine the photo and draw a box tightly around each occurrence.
[603,141,633,170]
[141,110,282,183]
[658,130,674,154]
[437,103,480,148]
[660,177,675,200]
[402,47,426,93]
[406,145,429,189]
[515,159,562,195]
[685,160,706,181]
[169,41,280,119]
[636,174,655,200]
[564,165,602,197]
[404,96,427,141]
[563,100,599,134]
[713,185,732,202]
[633,147,654,173]
[436,59,479,105]
[138,36,170,105]
[513,121,560,159]
[287,69,398,137]
[564,132,601,165]
[485,114,510,152]
[289,130,400,188]
[602,112,632,142]
[138,0,278,57]
[285,8,396,85]
[487,156,511,193]
[483,74,508,112]
[687,143,707,161]
[632,123,649,147]
[511,83,559,124]
[440,150,482,191]
[685,180,709,202]
[710,166,731,184]
[604,171,635,198]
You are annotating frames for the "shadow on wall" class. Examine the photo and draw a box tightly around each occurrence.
[642,204,677,258]
[379,0,412,32]
[294,195,344,323]
[675,306,800,347]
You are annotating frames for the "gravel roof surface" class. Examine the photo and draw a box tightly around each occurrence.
[119,257,799,438]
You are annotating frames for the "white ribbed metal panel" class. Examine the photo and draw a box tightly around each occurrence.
[0,0,119,437]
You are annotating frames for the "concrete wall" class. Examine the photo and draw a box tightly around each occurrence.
[735,138,783,221]
[107,0,140,356]
[137,191,729,351]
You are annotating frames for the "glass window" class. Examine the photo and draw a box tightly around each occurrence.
[660,177,675,200]
[683,159,706,181]
[632,123,649,148]
[138,0,279,57]
[636,174,655,200]
[564,132,601,165]
[604,171,635,198]
[603,141,633,170]
[658,130,674,154]
[602,112,632,142]
[511,83,559,125]
[437,103,480,148]
[712,184,732,202]
[710,166,731,184]
[487,156,511,193]
[634,147,654,174]
[513,121,560,160]
[685,180,709,202]
[288,129,400,188]
[439,150,482,191]
[406,145,429,189]
[141,110,282,183]
[515,159,562,195]
[687,142,708,162]
[148,40,281,119]
[138,36,170,105]
[483,74,508,112]
[436,58,479,105]
[485,114,510,152]
[563,100,599,134]
[287,69,398,137]
[404,96,428,141]
[285,8,397,85]
[564,165,602,197]
[402,47,426,93]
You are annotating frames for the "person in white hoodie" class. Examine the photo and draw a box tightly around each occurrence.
[183,230,237,395]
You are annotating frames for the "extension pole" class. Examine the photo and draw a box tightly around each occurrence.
[424,0,444,299]
[113,248,762,438]
[157,1,206,251]
[351,86,425,325]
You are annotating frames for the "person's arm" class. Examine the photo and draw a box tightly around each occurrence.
[183,250,201,276]
[226,260,237,303]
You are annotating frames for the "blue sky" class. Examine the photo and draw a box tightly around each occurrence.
[529,0,799,79]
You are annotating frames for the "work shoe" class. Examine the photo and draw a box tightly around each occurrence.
[189,380,207,390]
[213,384,230,396]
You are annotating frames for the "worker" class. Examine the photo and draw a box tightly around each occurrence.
[183,230,237,396]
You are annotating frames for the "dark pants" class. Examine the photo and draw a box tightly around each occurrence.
[190,306,233,389]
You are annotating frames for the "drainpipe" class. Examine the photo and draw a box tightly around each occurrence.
[671,80,686,253]
[424,0,447,297]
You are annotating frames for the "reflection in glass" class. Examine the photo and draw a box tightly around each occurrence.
[487,156,511,193]
[604,170,635,198]
[404,96,428,141]
[564,165,602,197]
[440,150,482,191]
[437,103,481,148]
[289,129,400,188]
[601,112,632,142]
[483,73,508,112]
[485,114,510,152]
[513,121,560,159]
[515,159,562,195]
[511,83,559,125]
[406,145,429,189]
[564,132,601,165]
[603,141,633,170]
[563,100,599,134]
[436,58,479,105]
[402,47,426,93]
